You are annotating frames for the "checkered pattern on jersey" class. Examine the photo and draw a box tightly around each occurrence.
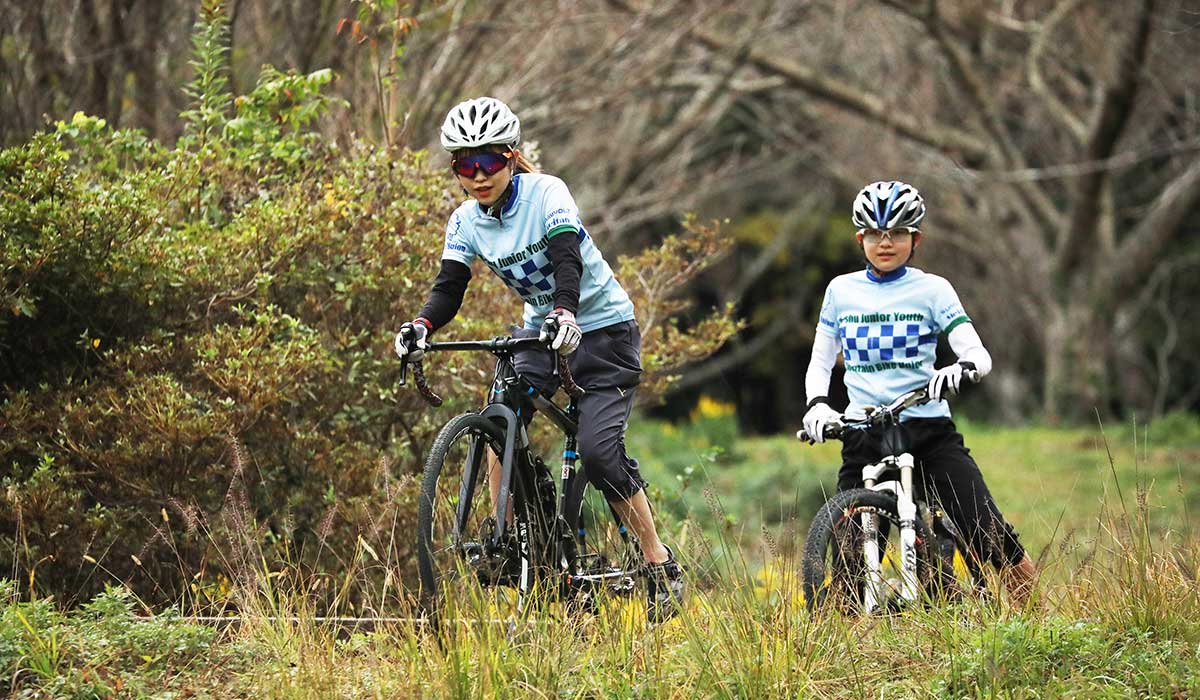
[493,254,556,299]
[840,323,937,362]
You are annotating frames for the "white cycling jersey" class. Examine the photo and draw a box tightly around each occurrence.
[441,173,635,333]
[815,266,972,420]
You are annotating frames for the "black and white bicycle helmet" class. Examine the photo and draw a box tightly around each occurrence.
[851,181,926,230]
[440,97,521,151]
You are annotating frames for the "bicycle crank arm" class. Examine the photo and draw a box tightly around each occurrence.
[568,570,638,596]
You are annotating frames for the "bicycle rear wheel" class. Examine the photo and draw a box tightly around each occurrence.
[801,488,936,613]
[416,413,543,617]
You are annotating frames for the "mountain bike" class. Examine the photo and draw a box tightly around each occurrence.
[402,328,643,623]
[797,383,985,614]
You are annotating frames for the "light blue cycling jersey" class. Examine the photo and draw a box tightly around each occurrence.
[441,173,635,333]
[816,266,970,420]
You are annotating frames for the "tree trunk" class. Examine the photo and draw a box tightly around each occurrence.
[128,0,163,133]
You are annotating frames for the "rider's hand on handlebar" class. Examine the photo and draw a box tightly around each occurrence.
[539,308,582,356]
[927,361,978,401]
[800,402,842,443]
[394,319,430,362]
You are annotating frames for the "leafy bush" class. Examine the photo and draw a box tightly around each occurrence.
[0,581,222,697]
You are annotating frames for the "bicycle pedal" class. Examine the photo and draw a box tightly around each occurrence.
[611,573,637,595]
[462,541,484,564]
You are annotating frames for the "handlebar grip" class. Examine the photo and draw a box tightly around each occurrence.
[795,423,844,444]
[413,361,443,406]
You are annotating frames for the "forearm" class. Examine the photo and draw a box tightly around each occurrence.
[948,323,992,377]
[547,229,582,313]
[805,332,840,404]
[417,259,472,332]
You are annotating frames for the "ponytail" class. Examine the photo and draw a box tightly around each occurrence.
[512,149,539,174]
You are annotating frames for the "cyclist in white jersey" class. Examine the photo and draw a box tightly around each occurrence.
[801,181,1037,602]
[394,97,683,621]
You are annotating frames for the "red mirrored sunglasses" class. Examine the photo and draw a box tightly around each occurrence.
[451,151,513,178]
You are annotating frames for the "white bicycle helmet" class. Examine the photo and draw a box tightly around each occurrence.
[440,97,521,151]
[851,181,925,230]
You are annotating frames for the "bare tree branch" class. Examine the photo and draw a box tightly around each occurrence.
[1109,152,1200,304]
[1056,0,1155,279]
[605,0,993,164]
[1027,0,1089,143]
[919,2,1065,243]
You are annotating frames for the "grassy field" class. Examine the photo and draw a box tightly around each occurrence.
[3,411,1199,698]
[630,405,1200,582]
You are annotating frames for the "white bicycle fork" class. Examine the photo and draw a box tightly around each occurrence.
[861,454,919,613]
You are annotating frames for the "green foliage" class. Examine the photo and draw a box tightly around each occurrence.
[618,217,741,400]
[181,0,233,145]
[1111,410,1200,449]
[935,617,1199,699]
[225,66,348,173]
[0,122,164,387]
[0,582,221,698]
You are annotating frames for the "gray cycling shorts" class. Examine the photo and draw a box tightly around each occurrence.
[512,321,646,501]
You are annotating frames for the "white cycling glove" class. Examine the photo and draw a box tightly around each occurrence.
[393,320,430,362]
[799,401,842,443]
[539,308,582,356]
[927,361,977,401]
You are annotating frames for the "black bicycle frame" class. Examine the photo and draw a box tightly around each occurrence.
[425,338,600,573]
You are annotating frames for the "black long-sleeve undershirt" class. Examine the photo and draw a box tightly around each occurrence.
[417,259,471,332]
[547,229,582,314]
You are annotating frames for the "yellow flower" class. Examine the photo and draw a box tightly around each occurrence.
[692,394,735,420]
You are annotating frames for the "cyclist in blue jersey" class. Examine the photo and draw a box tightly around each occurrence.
[801,181,1037,602]
[395,97,683,621]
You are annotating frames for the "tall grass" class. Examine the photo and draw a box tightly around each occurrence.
[2,418,1198,697]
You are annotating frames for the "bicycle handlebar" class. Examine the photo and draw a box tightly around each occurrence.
[796,368,980,443]
[399,335,584,406]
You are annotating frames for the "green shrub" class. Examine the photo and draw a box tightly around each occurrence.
[0,581,222,697]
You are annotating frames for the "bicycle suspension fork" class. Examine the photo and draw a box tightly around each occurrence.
[895,455,920,604]
[861,454,920,611]
[861,466,885,613]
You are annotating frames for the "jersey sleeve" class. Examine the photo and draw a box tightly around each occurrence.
[441,209,476,266]
[816,283,839,339]
[541,177,581,237]
[932,277,971,334]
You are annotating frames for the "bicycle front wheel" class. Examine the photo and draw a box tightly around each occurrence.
[801,488,935,614]
[416,413,536,616]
